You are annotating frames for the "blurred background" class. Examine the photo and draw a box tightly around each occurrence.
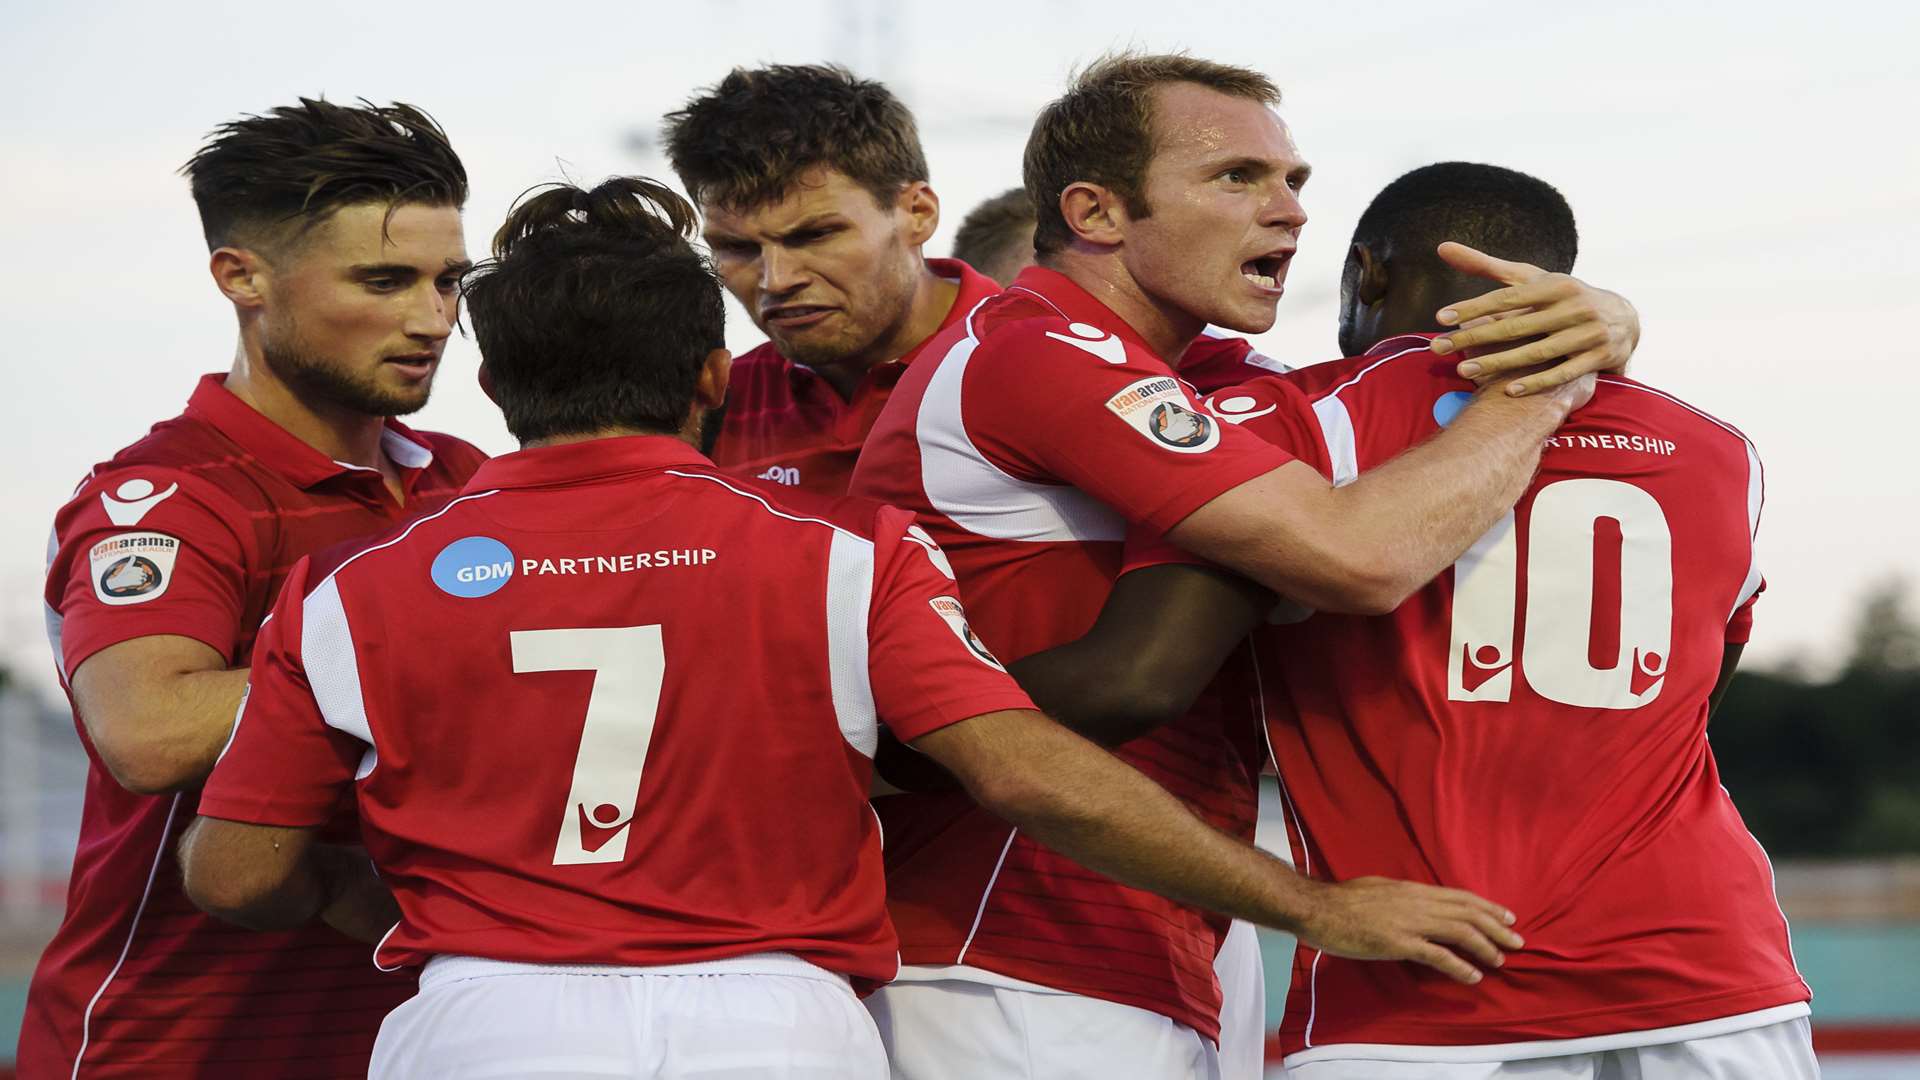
[2,0,1916,1074]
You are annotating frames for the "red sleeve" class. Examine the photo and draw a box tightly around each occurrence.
[963,323,1295,534]
[1726,578,1764,645]
[1119,374,1333,576]
[198,558,363,827]
[48,465,252,677]
[866,507,1038,741]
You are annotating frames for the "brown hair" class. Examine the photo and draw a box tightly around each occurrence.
[951,187,1036,277]
[1023,53,1280,256]
[662,64,929,212]
[181,97,468,254]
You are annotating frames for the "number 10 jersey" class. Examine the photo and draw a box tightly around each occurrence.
[1212,336,1808,1064]
[198,435,1037,991]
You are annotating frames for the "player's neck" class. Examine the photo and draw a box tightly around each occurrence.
[225,341,397,484]
[1046,251,1201,361]
[814,261,959,402]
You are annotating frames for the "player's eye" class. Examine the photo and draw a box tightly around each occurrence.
[363,277,400,292]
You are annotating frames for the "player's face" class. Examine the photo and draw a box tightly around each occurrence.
[258,202,470,417]
[702,168,929,370]
[1123,85,1310,335]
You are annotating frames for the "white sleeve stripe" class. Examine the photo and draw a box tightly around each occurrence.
[1324,344,1431,399]
[1732,440,1766,618]
[1312,396,1360,487]
[825,530,879,758]
[302,576,378,778]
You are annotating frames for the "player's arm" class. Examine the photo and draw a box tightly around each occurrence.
[1171,378,1589,614]
[1426,242,1640,396]
[51,470,255,795]
[70,640,248,795]
[1007,563,1269,744]
[869,514,1519,983]
[181,556,386,939]
[913,709,1520,984]
[179,821,394,942]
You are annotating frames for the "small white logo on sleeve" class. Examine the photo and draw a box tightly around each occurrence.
[903,524,956,579]
[1206,393,1277,424]
[928,596,1006,672]
[1044,321,1129,365]
[1105,376,1220,454]
[100,478,180,527]
[88,532,181,605]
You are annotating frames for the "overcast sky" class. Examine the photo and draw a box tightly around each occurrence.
[1,0,1914,697]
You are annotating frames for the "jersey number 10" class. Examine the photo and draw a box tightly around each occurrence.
[510,625,666,866]
[1447,478,1673,709]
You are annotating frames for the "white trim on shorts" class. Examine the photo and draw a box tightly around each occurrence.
[887,963,1069,995]
[1282,1001,1810,1068]
[419,951,848,993]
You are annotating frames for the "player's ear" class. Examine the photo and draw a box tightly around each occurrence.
[1353,242,1389,307]
[211,246,269,310]
[694,348,732,411]
[897,181,940,249]
[477,361,499,407]
[1058,181,1127,248]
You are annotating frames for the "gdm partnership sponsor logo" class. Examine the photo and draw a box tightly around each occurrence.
[431,536,515,598]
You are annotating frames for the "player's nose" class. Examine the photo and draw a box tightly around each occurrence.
[759,247,810,296]
[407,283,455,341]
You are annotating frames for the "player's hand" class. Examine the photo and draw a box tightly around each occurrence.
[1427,242,1639,398]
[1295,875,1524,985]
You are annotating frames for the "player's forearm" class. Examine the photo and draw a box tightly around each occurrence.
[313,846,401,944]
[1008,639,1186,746]
[959,720,1322,935]
[84,665,250,795]
[1319,389,1572,609]
[180,818,327,931]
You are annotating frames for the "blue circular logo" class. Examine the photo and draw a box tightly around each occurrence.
[431,536,515,598]
[1432,390,1473,428]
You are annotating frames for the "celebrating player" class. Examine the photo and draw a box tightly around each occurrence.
[1029,162,1816,1077]
[662,64,1005,494]
[174,176,1521,1079]
[21,100,483,1077]
[847,54,1644,1079]
[947,184,1284,401]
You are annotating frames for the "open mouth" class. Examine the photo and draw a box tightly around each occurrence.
[1240,252,1292,291]
[762,305,836,329]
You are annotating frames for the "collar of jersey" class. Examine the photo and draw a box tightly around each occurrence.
[1001,265,1159,356]
[184,373,435,489]
[464,434,710,492]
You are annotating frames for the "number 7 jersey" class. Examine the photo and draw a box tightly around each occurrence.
[1215,336,1809,1064]
[197,435,1037,990]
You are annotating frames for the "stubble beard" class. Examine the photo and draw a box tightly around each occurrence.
[261,324,432,418]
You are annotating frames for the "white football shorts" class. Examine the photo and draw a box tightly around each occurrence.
[867,973,1221,1080]
[370,952,886,1079]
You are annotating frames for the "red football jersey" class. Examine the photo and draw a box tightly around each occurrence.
[1177,329,1293,395]
[711,258,1002,495]
[198,435,1035,993]
[1167,336,1808,1064]
[847,265,1291,1039]
[25,374,485,1079]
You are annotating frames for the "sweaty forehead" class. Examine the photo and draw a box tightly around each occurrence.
[1150,83,1299,168]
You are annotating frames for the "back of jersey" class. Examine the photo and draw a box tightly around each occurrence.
[203,438,1032,993]
[1252,338,1808,1059]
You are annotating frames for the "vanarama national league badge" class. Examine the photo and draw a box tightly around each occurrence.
[1104,376,1220,453]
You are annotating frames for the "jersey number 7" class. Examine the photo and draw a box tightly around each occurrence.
[1447,478,1673,709]
[510,625,666,866]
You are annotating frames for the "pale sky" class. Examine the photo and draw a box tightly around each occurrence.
[2,0,1915,698]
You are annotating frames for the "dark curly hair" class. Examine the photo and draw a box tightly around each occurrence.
[463,177,726,443]
[181,97,467,254]
[662,64,928,212]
